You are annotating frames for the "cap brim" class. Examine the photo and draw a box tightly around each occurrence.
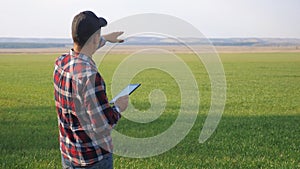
[99,17,107,27]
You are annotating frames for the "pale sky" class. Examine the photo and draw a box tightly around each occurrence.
[0,0,299,38]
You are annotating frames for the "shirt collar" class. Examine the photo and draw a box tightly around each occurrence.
[69,49,97,69]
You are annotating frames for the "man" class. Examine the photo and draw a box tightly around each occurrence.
[53,11,128,168]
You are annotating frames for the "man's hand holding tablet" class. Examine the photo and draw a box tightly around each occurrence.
[110,84,141,113]
[114,95,129,113]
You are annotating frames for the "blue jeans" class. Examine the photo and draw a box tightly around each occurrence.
[61,153,113,169]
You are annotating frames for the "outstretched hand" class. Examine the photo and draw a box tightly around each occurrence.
[103,31,124,43]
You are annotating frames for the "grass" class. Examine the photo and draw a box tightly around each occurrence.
[0,52,299,168]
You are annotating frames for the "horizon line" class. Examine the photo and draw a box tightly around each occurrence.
[1,36,300,40]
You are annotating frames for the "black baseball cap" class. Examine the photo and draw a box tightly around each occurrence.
[72,11,107,46]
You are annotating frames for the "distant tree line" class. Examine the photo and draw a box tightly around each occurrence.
[0,43,70,48]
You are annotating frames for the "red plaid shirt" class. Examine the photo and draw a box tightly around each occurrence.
[53,49,121,167]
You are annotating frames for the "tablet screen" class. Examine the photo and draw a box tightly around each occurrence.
[109,84,141,104]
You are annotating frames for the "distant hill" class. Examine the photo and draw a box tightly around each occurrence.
[0,38,72,48]
[124,37,300,46]
[0,37,300,48]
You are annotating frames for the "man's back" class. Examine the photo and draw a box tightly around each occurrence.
[54,50,120,167]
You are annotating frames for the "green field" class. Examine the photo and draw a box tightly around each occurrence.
[0,52,299,168]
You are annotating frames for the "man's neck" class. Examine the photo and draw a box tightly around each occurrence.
[73,45,81,53]
[73,44,93,58]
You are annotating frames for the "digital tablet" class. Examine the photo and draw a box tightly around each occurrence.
[109,84,141,104]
